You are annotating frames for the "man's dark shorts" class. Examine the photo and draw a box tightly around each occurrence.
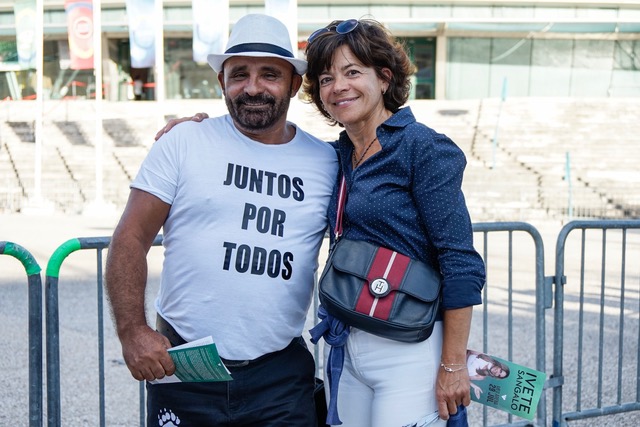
[148,321,318,426]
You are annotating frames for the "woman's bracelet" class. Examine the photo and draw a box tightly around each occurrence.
[440,362,466,373]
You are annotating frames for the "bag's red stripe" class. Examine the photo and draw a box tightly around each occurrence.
[354,248,391,314]
[354,247,409,320]
[373,252,410,319]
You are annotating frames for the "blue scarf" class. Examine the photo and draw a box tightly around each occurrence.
[309,306,350,425]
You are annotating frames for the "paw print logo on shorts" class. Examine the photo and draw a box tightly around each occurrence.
[158,408,181,426]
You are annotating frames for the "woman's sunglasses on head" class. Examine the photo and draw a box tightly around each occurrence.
[307,19,359,45]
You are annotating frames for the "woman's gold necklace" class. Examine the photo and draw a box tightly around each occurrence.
[352,136,378,169]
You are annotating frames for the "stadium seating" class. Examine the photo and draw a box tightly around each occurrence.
[1,97,638,220]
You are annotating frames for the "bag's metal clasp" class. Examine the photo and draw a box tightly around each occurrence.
[369,278,391,297]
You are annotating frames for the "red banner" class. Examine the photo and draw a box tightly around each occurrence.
[65,0,94,70]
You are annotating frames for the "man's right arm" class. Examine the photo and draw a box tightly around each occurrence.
[105,188,174,381]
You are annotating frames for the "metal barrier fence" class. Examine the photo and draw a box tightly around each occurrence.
[470,222,547,427]
[5,220,639,425]
[0,241,43,427]
[44,235,163,427]
[552,220,640,426]
[41,223,549,426]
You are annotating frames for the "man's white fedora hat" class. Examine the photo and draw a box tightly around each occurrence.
[207,14,307,75]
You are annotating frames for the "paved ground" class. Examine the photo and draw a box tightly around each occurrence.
[1,212,639,426]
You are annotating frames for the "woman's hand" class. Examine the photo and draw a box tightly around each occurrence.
[438,307,473,419]
[154,112,209,140]
[436,366,471,419]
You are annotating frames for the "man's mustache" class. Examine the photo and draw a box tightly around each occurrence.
[236,94,275,106]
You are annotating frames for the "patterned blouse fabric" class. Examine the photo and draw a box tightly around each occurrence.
[327,107,485,309]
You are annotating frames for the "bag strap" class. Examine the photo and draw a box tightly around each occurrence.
[334,176,347,241]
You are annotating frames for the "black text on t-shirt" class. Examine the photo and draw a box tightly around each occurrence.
[223,162,305,201]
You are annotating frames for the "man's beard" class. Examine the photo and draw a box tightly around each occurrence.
[225,92,291,131]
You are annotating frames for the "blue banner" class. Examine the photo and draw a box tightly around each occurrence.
[192,0,228,63]
[14,0,37,69]
[126,0,156,68]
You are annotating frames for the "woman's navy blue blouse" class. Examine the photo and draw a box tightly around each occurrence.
[327,107,485,309]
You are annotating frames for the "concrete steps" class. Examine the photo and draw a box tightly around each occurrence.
[0,98,638,220]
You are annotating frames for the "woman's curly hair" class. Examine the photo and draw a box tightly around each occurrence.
[302,19,415,126]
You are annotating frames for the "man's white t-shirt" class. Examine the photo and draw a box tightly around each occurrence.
[132,115,337,360]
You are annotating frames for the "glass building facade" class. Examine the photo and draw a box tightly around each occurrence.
[0,0,638,101]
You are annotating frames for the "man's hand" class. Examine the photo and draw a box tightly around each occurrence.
[120,325,176,381]
[154,112,209,140]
